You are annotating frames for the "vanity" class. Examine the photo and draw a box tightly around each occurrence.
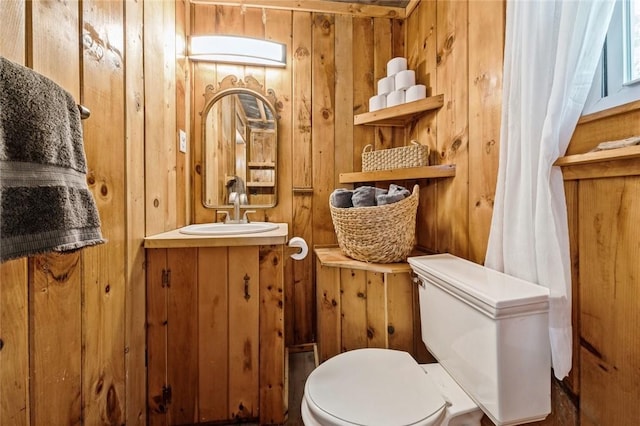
[144,224,288,425]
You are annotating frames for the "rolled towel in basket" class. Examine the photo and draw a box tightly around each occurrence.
[330,188,354,208]
[352,186,388,207]
[377,184,411,205]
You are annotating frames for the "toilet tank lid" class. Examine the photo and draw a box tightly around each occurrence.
[408,254,549,317]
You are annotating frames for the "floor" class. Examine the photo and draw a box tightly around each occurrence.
[234,346,577,426]
[224,346,316,426]
[284,348,317,425]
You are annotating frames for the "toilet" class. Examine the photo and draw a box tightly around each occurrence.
[302,253,551,426]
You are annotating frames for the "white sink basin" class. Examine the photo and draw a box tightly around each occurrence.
[179,222,279,236]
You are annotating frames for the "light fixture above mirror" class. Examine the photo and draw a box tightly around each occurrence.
[189,35,286,67]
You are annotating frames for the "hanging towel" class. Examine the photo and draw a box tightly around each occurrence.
[0,56,104,262]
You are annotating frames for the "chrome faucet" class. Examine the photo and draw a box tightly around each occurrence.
[226,192,254,223]
[229,192,241,223]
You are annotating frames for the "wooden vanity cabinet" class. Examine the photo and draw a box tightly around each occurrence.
[146,245,285,425]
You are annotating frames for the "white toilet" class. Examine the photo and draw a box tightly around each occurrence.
[302,253,551,426]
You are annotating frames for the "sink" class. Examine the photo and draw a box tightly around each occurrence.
[179,222,279,236]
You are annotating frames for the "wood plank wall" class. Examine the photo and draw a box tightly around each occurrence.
[563,107,640,425]
[0,1,184,424]
[187,0,503,348]
[188,3,410,347]
[2,0,637,424]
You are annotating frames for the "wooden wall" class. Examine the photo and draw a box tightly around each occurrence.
[2,0,637,424]
[187,2,639,424]
[0,0,185,424]
[188,0,503,346]
[188,3,408,346]
[562,105,640,425]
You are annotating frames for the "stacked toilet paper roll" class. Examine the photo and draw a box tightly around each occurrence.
[368,57,427,112]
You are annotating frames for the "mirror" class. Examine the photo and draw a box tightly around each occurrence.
[201,75,279,209]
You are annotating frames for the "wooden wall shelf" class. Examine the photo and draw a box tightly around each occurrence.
[339,164,455,184]
[555,145,640,180]
[354,94,445,127]
[247,181,275,187]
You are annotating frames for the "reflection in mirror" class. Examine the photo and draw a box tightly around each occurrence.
[202,75,279,209]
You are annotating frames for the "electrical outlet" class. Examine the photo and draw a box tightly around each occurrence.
[179,130,187,153]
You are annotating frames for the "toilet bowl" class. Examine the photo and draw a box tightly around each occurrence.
[302,254,551,426]
[301,349,482,426]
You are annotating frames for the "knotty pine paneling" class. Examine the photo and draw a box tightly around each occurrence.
[82,1,127,423]
[467,0,503,264]
[28,1,84,424]
[187,2,497,347]
[0,1,182,425]
[434,0,469,258]
[290,11,314,346]
[0,0,25,64]
[578,177,640,424]
[311,13,337,247]
[334,15,355,187]
[0,259,28,426]
[30,253,83,425]
[124,0,147,423]
[407,1,439,253]
[0,5,28,425]
[145,0,178,236]
[352,17,375,172]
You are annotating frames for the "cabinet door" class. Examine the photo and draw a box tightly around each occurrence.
[146,248,200,426]
[197,247,229,423]
[227,246,260,420]
[147,248,169,425]
[167,248,199,425]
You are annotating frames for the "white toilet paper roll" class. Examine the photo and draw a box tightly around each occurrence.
[288,237,309,260]
[395,70,416,91]
[369,94,387,112]
[377,76,395,95]
[405,84,427,103]
[387,57,408,76]
[386,89,405,107]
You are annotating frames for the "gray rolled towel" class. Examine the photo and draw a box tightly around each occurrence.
[352,186,387,207]
[330,188,354,208]
[377,184,411,205]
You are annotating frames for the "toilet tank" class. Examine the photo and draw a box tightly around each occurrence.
[408,254,551,426]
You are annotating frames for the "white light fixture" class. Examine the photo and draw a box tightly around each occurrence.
[189,35,286,68]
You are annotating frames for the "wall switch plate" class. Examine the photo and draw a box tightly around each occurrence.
[179,130,187,153]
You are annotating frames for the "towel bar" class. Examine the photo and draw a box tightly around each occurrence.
[77,104,90,120]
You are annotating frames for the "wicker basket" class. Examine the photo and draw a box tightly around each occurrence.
[330,185,419,263]
[361,141,429,172]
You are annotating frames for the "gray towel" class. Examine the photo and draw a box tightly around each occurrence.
[0,56,104,262]
[330,188,354,208]
[377,184,410,205]
[352,186,387,207]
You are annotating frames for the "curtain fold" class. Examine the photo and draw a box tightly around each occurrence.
[485,0,615,379]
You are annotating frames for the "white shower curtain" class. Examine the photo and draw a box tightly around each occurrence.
[485,0,615,379]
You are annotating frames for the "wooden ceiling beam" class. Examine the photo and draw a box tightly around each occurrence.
[190,0,407,19]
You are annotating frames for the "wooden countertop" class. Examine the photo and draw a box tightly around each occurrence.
[314,246,414,273]
[144,223,289,249]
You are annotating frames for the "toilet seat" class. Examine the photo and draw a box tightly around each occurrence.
[303,349,447,426]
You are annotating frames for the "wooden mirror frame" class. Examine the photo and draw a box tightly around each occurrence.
[200,75,281,209]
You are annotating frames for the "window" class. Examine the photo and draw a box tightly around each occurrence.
[583,0,640,115]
